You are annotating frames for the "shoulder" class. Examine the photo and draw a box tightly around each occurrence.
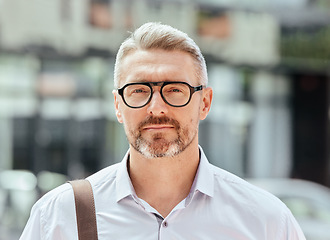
[205,164,305,238]
[35,182,74,211]
[20,162,123,239]
[35,162,121,214]
[210,164,290,215]
[87,162,121,190]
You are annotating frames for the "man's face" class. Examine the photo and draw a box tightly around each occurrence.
[113,49,212,158]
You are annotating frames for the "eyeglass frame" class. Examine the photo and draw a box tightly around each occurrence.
[117,81,204,109]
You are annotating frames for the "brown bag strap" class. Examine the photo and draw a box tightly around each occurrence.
[69,179,98,240]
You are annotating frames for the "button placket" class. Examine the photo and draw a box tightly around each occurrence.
[159,218,172,240]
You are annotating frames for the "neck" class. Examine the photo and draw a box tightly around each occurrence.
[128,142,200,217]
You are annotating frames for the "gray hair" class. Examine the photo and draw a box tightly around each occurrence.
[114,22,208,88]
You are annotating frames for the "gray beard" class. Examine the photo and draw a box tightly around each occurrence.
[127,116,197,159]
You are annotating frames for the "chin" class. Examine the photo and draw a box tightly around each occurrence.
[133,139,182,159]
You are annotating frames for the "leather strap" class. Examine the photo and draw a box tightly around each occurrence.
[69,180,98,240]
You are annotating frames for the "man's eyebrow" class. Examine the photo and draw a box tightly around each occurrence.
[128,78,149,83]
[135,79,149,83]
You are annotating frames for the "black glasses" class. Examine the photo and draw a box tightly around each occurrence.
[117,81,204,108]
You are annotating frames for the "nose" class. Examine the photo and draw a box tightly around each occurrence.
[147,90,168,116]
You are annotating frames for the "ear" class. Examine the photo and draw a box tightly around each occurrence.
[113,90,123,123]
[199,87,213,120]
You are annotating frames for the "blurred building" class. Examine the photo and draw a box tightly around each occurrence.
[0,0,329,186]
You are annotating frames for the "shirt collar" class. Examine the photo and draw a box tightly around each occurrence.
[115,150,136,202]
[115,146,215,202]
[190,146,214,198]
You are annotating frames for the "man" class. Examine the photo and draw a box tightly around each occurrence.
[20,22,306,239]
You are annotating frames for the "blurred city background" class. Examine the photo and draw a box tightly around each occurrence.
[1,0,330,239]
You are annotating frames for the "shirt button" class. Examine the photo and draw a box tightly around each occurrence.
[162,221,168,228]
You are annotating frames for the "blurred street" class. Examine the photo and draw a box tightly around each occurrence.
[0,226,21,240]
[1,0,330,239]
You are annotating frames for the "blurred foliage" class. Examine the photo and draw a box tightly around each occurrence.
[280,26,330,70]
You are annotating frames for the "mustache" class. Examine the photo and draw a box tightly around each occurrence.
[138,116,181,130]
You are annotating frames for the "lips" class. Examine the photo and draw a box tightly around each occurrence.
[143,125,174,131]
[138,116,180,131]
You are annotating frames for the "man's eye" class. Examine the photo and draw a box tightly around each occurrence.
[133,89,144,93]
[131,88,149,95]
[167,88,183,93]
[171,89,181,92]
[132,88,148,93]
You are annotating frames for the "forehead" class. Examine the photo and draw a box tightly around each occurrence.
[119,49,197,86]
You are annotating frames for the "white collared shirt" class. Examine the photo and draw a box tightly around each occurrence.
[20,147,306,240]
